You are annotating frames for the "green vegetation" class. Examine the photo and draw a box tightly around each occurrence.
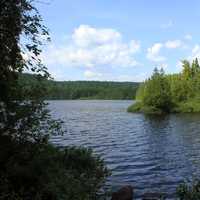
[19,73,139,100]
[177,180,200,200]
[0,142,109,199]
[0,1,109,199]
[128,59,200,114]
[2,1,200,199]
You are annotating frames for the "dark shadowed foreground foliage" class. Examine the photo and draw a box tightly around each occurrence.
[0,1,108,199]
[176,180,200,200]
[0,140,109,199]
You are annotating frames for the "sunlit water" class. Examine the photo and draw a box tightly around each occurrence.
[48,100,200,199]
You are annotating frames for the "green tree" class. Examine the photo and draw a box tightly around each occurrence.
[0,0,54,143]
[129,58,200,114]
[191,58,200,76]
[0,1,109,199]
[142,68,172,112]
[182,60,192,80]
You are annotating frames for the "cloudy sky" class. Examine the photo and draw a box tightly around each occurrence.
[37,0,200,82]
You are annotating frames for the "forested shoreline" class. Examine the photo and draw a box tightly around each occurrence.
[19,73,139,100]
[128,58,200,114]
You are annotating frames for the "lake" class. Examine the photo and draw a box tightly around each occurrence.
[49,100,200,199]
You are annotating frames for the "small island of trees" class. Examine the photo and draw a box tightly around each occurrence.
[128,58,200,114]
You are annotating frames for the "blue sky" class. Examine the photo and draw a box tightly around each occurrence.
[36,0,200,82]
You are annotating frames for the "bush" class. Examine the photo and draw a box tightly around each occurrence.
[127,101,164,114]
[177,180,200,200]
[173,99,200,113]
[140,105,163,115]
[127,102,142,112]
[0,137,109,200]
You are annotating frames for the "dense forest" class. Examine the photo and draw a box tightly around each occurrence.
[128,58,200,114]
[19,73,139,100]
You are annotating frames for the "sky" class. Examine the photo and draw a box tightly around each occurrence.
[35,0,200,82]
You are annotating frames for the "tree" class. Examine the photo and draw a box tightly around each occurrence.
[142,68,172,112]
[182,60,192,80]
[0,1,109,199]
[191,58,200,76]
[130,58,200,114]
[0,0,55,143]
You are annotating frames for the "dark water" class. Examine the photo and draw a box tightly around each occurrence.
[49,100,200,199]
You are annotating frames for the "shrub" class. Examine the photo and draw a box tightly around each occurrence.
[0,138,109,200]
[127,102,142,112]
[127,101,165,114]
[173,99,200,113]
[177,180,200,200]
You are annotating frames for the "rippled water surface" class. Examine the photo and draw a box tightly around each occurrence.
[49,100,200,199]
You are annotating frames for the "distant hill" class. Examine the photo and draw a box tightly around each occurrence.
[19,73,140,100]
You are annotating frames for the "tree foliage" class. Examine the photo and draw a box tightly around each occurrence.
[0,0,54,143]
[18,73,139,100]
[142,68,171,112]
[177,180,200,200]
[128,59,200,114]
[0,1,109,199]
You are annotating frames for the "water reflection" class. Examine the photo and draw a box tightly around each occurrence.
[48,100,200,199]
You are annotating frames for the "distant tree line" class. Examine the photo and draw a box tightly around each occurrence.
[19,73,139,100]
[128,58,200,114]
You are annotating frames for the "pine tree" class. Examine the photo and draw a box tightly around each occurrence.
[182,60,192,80]
[142,69,171,112]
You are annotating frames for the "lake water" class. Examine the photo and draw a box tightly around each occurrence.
[49,100,200,199]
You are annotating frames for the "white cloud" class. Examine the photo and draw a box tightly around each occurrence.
[129,40,140,53]
[146,43,166,62]
[190,45,200,60]
[165,40,182,49]
[84,70,102,79]
[43,25,141,70]
[147,39,184,62]
[72,25,121,47]
[184,44,200,66]
[192,45,200,55]
[82,72,147,82]
[176,61,183,71]
[116,73,147,82]
[184,34,192,40]
[161,20,173,29]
